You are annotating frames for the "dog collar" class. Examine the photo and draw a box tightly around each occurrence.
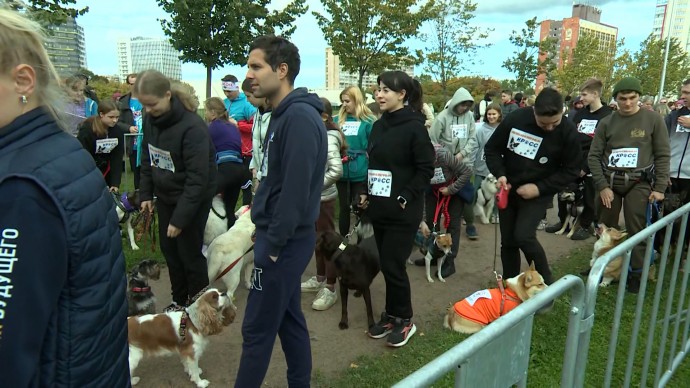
[179,311,189,343]
[131,286,151,293]
[120,193,136,212]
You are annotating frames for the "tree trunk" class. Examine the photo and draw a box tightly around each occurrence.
[206,66,212,99]
[358,69,365,90]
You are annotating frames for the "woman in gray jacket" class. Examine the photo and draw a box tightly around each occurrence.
[302,97,347,311]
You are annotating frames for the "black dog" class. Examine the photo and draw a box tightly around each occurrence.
[317,230,380,330]
[127,259,161,316]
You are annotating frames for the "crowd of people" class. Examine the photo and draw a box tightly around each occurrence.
[3,5,690,386]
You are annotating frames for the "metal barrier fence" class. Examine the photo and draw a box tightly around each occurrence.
[396,202,690,387]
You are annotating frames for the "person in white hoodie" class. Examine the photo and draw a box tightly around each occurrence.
[243,79,272,185]
[430,87,480,239]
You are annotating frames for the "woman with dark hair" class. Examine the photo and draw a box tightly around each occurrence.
[204,96,249,230]
[136,69,217,312]
[357,71,434,347]
[77,100,126,193]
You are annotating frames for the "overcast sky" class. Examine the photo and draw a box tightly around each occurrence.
[74,0,657,94]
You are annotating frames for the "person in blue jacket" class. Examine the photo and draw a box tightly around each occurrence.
[0,9,129,387]
[235,35,327,388]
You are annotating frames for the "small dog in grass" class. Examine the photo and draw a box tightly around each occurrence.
[127,259,161,316]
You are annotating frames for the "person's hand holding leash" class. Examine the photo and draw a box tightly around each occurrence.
[455,153,464,162]
[496,176,511,191]
[129,126,138,134]
[649,191,665,202]
[439,187,450,196]
[167,224,181,238]
[358,194,369,209]
[600,188,614,209]
[141,200,154,214]
[516,184,540,200]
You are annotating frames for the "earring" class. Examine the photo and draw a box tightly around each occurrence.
[20,95,27,104]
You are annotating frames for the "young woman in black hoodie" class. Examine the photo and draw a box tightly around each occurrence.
[135,70,218,311]
[359,71,435,347]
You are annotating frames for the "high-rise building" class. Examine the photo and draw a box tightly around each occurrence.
[653,0,690,55]
[117,37,182,82]
[45,17,86,77]
[325,47,415,90]
[537,3,618,92]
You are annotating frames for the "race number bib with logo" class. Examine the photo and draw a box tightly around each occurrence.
[430,167,446,185]
[451,124,468,139]
[368,169,393,197]
[507,128,543,160]
[341,121,360,136]
[578,119,598,136]
[608,148,639,168]
[95,138,118,154]
[465,289,492,307]
[676,115,690,133]
[148,144,176,172]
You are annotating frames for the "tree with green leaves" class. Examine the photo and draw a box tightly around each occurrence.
[502,17,557,92]
[628,34,690,98]
[3,0,88,25]
[422,0,492,99]
[554,33,618,97]
[157,0,307,98]
[313,0,435,89]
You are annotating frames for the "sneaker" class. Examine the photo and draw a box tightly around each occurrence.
[312,287,337,311]
[627,274,641,294]
[537,220,563,233]
[301,276,325,292]
[440,259,456,278]
[466,225,478,240]
[163,302,185,313]
[368,312,395,339]
[490,214,499,224]
[570,227,592,241]
[386,318,417,348]
[413,257,437,267]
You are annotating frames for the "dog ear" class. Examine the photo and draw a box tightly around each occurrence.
[221,305,236,326]
[195,297,224,336]
[529,261,536,271]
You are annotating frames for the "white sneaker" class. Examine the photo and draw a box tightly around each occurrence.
[537,219,548,231]
[312,287,337,311]
[491,215,499,224]
[301,276,325,292]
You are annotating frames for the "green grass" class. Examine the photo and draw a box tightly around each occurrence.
[313,247,690,387]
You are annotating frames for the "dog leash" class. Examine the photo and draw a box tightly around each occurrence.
[432,189,451,232]
[213,244,255,281]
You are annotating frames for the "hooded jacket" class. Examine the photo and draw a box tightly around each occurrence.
[431,143,472,195]
[322,128,344,201]
[77,119,126,187]
[139,96,217,229]
[366,106,435,227]
[430,88,479,168]
[251,88,327,257]
[249,108,272,180]
[474,121,499,177]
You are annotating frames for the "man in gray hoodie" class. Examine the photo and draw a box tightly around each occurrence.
[430,87,480,239]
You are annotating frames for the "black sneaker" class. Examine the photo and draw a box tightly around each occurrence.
[571,227,592,241]
[386,317,417,347]
[163,303,186,313]
[627,274,641,294]
[368,312,395,339]
[544,222,563,233]
[413,257,437,267]
[440,259,456,278]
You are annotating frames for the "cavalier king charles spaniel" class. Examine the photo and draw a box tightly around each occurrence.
[127,288,236,387]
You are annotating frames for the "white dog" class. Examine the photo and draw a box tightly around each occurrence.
[203,195,229,247]
[206,205,255,307]
[474,174,498,224]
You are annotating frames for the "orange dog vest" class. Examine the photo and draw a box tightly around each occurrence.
[453,288,522,325]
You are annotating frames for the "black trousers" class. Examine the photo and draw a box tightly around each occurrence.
[241,156,253,206]
[373,223,418,319]
[217,161,250,229]
[157,198,211,305]
[424,191,464,260]
[499,193,553,284]
[128,152,141,190]
[336,180,366,236]
[579,176,596,229]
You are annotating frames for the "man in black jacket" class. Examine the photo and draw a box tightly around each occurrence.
[485,88,582,284]
[235,36,327,388]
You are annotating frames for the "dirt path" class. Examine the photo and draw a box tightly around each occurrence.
[132,210,591,387]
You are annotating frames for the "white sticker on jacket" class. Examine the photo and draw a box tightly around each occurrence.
[578,119,598,136]
[96,138,118,154]
[341,121,360,136]
[451,124,468,139]
[608,148,639,168]
[368,169,392,197]
[507,128,543,160]
[430,167,446,185]
[465,289,492,306]
[148,144,175,172]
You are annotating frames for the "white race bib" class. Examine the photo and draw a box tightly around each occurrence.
[451,124,468,139]
[430,167,446,185]
[341,121,360,136]
[676,115,690,133]
[507,128,543,160]
[368,169,392,197]
[465,289,492,307]
[578,119,598,136]
[608,148,639,168]
[148,144,176,172]
[96,138,118,154]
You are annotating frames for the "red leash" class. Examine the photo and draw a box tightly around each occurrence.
[213,245,255,281]
[432,189,451,231]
